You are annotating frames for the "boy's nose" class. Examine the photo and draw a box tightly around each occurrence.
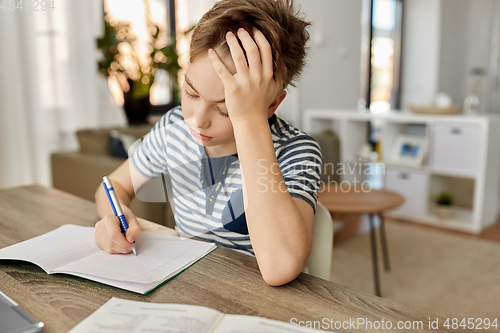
[194,105,211,129]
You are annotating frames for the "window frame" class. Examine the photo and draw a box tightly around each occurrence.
[150,0,178,115]
[361,0,404,112]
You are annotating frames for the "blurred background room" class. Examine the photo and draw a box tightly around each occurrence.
[1,0,500,323]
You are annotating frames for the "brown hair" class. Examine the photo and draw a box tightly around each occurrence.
[189,0,310,88]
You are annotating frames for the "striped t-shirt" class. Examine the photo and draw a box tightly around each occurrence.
[132,106,322,255]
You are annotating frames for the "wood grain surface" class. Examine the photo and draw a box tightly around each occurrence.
[318,185,405,214]
[0,186,476,333]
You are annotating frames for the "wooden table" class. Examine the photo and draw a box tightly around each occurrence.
[0,185,462,333]
[319,186,405,297]
[318,186,405,215]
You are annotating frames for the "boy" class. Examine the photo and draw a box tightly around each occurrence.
[94,0,322,286]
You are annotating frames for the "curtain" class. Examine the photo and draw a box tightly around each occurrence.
[0,0,127,189]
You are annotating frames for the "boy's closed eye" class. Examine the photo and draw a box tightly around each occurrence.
[183,89,230,118]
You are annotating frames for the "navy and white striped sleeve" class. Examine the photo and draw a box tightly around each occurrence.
[131,112,170,178]
[277,135,322,213]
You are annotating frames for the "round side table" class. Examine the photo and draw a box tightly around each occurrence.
[318,185,405,297]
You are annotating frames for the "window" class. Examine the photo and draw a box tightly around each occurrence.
[361,0,403,113]
[103,0,177,111]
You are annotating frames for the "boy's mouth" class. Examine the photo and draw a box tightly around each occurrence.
[190,128,212,141]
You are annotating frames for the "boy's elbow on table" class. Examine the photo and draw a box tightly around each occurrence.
[260,257,305,287]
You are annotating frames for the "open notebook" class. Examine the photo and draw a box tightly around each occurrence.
[0,224,216,294]
[69,297,330,333]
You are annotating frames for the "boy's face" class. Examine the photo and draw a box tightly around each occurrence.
[182,53,237,157]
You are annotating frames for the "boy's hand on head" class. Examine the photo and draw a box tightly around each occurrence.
[208,28,282,124]
[94,206,142,254]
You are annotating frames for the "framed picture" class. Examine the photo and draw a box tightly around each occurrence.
[388,134,427,167]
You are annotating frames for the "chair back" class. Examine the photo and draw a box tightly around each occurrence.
[305,202,334,280]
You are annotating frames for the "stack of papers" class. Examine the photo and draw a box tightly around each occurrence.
[0,224,216,294]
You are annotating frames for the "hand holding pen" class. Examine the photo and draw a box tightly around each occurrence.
[95,176,140,255]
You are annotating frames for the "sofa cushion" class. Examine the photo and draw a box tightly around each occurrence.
[113,124,153,138]
[109,130,139,158]
[76,129,111,155]
[76,124,153,156]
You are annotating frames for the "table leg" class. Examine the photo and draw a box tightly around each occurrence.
[378,213,390,272]
[369,214,381,297]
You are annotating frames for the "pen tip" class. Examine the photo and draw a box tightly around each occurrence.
[133,244,137,256]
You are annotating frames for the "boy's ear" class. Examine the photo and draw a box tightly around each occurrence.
[267,90,287,118]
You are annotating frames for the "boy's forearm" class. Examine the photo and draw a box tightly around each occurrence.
[232,118,311,284]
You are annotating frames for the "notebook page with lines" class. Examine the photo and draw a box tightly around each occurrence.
[0,224,216,294]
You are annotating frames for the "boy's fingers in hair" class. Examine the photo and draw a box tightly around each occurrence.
[253,29,273,77]
[237,28,261,72]
[225,30,249,76]
[207,49,235,86]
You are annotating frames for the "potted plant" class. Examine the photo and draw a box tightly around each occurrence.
[96,3,182,124]
[435,192,454,219]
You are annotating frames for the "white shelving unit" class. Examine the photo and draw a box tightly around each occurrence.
[303,109,500,233]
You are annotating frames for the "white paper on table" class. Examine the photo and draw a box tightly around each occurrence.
[68,298,224,333]
[0,224,216,294]
[68,298,332,333]
[214,315,332,333]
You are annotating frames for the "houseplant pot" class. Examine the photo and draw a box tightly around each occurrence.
[435,192,454,220]
[123,79,151,125]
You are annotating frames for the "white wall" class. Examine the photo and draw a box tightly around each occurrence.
[438,0,494,113]
[400,0,442,110]
[403,0,495,112]
[185,0,216,26]
[438,0,469,107]
[463,0,493,115]
[287,0,363,126]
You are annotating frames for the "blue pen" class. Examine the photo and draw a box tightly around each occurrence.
[102,176,137,255]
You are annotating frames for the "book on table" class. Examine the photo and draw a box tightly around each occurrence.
[0,224,216,294]
[68,297,330,333]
